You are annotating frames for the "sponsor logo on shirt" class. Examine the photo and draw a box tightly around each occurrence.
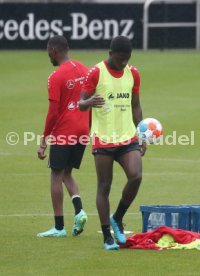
[67,80,75,89]
[100,103,112,114]
[75,76,85,85]
[107,92,130,100]
[67,77,85,89]
[117,92,129,99]
[108,93,115,100]
[68,101,76,110]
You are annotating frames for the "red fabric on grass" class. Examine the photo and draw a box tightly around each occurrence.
[120,226,200,250]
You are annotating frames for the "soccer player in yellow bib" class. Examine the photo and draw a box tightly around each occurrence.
[79,36,146,250]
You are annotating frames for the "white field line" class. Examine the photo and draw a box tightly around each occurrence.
[98,230,133,234]
[171,274,200,276]
[0,212,140,217]
[0,152,34,156]
[0,172,199,177]
[145,157,200,163]
[0,152,200,163]
[0,173,49,176]
[172,274,200,276]
[144,172,200,176]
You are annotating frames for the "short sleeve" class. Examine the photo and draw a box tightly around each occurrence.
[81,66,100,94]
[48,72,61,102]
[129,66,140,95]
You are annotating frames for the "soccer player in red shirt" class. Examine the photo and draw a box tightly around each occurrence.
[79,36,146,249]
[37,36,89,237]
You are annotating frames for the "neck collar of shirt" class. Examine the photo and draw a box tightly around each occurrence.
[104,60,124,78]
[59,58,70,67]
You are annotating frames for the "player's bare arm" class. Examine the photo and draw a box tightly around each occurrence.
[79,92,105,111]
[37,140,47,160]
[132,93,147,156]
[37,100,59,160]
[132,94,142,126]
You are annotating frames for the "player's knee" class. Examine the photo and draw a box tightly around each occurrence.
[51,168,64,179]
[62,167,72,181]
[128,172,142,184]
[64,167,72,176]
[97,181,111,196]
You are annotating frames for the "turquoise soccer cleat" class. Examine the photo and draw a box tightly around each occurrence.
[72,209,88,236]
[37,227,67,237]
[104,237,120,250]
[110,215,126,244]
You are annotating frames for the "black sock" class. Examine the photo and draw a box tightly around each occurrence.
[101,225,112,242]
[54,216,64,230]
[72,196,83,215]
[113,200,130,222]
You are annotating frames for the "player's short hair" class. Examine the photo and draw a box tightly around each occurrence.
[47,35,69,52]
[110,36,132,53]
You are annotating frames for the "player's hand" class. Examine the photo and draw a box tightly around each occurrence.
[88,94,105,108]
[140,142,147,156]
[37,144,47,160]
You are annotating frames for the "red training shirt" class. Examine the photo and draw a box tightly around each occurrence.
[43,60,89,145]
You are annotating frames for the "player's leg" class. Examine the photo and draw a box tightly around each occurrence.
[63,168,79,196]
[51,168,64,217]
[63,167,83,216]
[116,149,142,215]
[110,144,142,243]
[95,154,113,225]
[94,153,119,249]
[63,169,87,236]
[63,166,81,212]
[63,143,87,236]
[37,168,67,237]
[37,145,67,237]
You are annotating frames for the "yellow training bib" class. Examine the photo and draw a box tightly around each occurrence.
[91,61,136,143]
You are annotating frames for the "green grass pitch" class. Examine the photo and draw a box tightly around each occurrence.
[0,50,200,275]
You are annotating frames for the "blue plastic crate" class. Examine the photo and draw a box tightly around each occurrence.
[140,205,191,232]
[189,205,200,233]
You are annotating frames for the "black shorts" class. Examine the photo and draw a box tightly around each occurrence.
[92,140,140,160]
[48,143,86,170]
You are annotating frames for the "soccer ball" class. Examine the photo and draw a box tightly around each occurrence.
[136,118,163,144]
